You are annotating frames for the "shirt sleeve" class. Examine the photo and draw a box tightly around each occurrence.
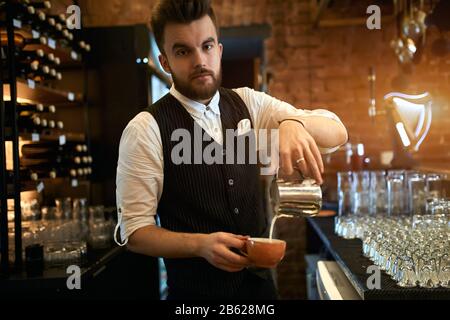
[115,111,163,245]
[233,87,346,154]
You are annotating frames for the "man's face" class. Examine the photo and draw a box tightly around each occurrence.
[159,15,223,103]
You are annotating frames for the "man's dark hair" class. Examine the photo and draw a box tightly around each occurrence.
[151,0,219,53]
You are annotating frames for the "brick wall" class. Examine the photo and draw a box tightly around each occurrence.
[69,0,450,299]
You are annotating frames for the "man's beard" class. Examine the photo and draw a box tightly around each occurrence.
[172,67,222,102]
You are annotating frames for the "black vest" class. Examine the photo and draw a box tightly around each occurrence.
[146,88,269,298]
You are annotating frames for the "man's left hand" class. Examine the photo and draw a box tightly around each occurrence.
[278,120,324,184]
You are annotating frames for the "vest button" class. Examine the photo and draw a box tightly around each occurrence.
[234,208,239,214]
[228,179,234,186]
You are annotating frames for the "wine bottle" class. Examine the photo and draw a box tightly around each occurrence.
[22,152,89,165]
[51,13,75,41]
[47,13,67,25]
[18,4,48,30]
[22,1,52,10]
[20,161,80,180]
[1,32,47,49]
[54,167,78,178]
[21,156,83,168]
[7,168,39,183]
[40,118,48,128]
[17,113,43,132]
[37,167,77,179]
[14,102,56,114]
[48,68,62,80]
[21,142,88,158]
[4,59,53,81]
[28,166,77,179]
[15,48,45,62]
[1,59,38,77]
[44,17,70,41]
[5,2,36,26]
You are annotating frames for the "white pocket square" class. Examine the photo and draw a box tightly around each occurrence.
[237,118,251,135]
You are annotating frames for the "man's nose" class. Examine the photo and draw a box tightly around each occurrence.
[192,48,206,68]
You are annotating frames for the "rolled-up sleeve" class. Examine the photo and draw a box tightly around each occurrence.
[115,112,163,245]
[233,87,346,154]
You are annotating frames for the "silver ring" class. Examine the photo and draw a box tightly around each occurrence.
[295,157,305,164]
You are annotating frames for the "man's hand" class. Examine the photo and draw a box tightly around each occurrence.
[198,232,251,272]
[279,120,324,184]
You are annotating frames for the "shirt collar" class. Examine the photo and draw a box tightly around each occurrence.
[169,84,220,119]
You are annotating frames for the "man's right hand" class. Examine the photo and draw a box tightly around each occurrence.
[197,232,251,272]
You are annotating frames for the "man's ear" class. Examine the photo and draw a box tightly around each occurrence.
[218,43,223,60]
[158,54,171,74]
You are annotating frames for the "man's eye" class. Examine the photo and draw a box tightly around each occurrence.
[176,50,187,56]
[204,44,213,51]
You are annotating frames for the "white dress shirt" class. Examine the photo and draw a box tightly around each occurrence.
[114,86,346,245]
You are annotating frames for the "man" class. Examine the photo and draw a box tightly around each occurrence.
[115,0,347,300]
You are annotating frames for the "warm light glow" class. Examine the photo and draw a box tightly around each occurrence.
[406,39,417,53]
[3,95,36,104]
[415,105,432,151]
[392,97,425,110]
[5,140,32,170]
[357,143,365,156]
[384,92,429,101]
[396,122,411,147]
[387,93,432,152]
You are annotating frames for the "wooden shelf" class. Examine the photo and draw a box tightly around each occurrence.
[6,177,90,197]
[3,27,84,66]
[3,78,83,105]
[4,127,86,143]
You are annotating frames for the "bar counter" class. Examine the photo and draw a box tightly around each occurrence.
[0,246,160,299]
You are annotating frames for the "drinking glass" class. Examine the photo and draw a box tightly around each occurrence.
[408,173,426,215]
[352,171,370,215]
[387,170,406,217]
[73,198,88,221]
[55,198,73,220]
[370,171,387,216]
[426,173,446,202]
[336,171,353,237]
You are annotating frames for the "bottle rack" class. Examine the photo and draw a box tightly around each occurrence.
[0,0,92,275]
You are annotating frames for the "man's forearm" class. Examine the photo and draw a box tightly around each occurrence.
[127,225,207,258]
[301,116,348,149]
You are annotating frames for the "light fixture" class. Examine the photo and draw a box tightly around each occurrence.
[395,122,411,147]
[391,0,431,65]
[384,91,432,152]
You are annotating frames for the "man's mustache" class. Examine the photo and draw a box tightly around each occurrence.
[190,68,215,80]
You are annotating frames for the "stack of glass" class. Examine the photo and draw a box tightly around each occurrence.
[335,170,450,288]
[361,215,449,288]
